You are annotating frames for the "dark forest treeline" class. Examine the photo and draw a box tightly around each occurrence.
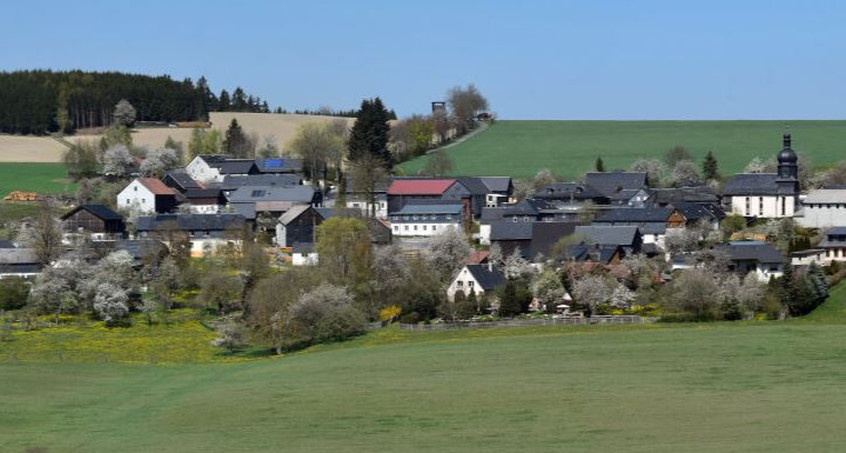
[0,70,270,135]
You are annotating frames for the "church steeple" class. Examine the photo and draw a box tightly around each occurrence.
[776,131,799,196]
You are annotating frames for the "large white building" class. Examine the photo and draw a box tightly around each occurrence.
[116,178,178,214]
[722,133,799,219]
[389,203,463,237]
[798,189,846,228]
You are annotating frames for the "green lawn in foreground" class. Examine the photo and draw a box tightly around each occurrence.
[400,120,846,179]
[3,322,846,452]
[0,162,74,197]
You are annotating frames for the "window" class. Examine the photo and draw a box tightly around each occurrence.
[134,186,138,191]
[456,281,463,287]
[423,225,427,230]
[251,190,265,197]
[759,197,764,215]
[446,215,452,220]
[404,225,408,231]
[414,225,418,231]
[826,250,831,258]
[142,198,146,204]
[745,197,750,216]
[468,281,475,288]
[781,196,786,216]
[393,225,398,232]
[432,226,437,231]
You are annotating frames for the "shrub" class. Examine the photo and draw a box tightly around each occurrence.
[0,277,29,311]
[288,283,366,344]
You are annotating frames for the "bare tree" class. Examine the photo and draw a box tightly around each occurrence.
[289,122,344,193]
[348,153,389,218]
[17,201,63,265]
[447,84,489,136]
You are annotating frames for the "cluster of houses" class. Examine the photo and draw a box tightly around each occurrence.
[5,133,846,306]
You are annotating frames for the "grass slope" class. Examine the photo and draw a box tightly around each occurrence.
[400,120,846,179]
[0,162,74,197]
[4,320,846,452]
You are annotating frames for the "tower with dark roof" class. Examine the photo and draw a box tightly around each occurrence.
[776,132,799,197]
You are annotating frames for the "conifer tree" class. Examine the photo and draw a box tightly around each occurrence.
[348,97,392,168]
[595,157,605,172]
[703,151,720,180]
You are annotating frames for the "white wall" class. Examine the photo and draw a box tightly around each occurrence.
[730,195,795,218]
[391,221,461,237]
[346,200,387,219]
[186,156,221,183]
[292,252,318,266]
[754,263,783,282]
[446,266,486,301]
[479,224,492,245]
[800,204,846,228]
[117,179,156,214]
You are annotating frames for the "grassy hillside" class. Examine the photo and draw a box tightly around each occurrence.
[0,162,74,197]
[400,120,846,179]
[5,319,846,452]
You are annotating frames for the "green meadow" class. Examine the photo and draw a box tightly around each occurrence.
[3,283,846,452]
[400,120,846,179]
[0,163,74,197]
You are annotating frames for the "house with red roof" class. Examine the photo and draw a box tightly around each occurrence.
[117,177,179,214]
[387,178,472,219]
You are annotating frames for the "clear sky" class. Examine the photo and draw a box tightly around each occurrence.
[2,0,845,120]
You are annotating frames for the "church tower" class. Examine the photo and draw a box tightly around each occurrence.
[776,132,799,196]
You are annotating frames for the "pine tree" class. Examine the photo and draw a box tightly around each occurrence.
[780,262,796,315]
[219,90,231,111]
[348,97,392,168]
[595,156,605,172]
[224,119,251,158]
[703,151,719,180]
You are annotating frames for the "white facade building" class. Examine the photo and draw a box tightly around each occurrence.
[117,178,176,214]
[446,264,506,301]
[799,190,846,228]
[389,203,463,237]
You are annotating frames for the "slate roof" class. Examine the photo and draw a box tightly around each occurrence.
[803,189,846,204]
[490,221,534,241]
[0,240,15,248]
[387,179,455,195]
[567,243,621,264]
[535,183,604,201]
[480,207,508,222]
[278,205,312,225]
[396,203,463,216]
[227,185,317,203]
[184,188,224,200]
[722,173,779,196]
[594,207,675,223]
[218,160,259,175]
[716,241,784,264]
[111,239,168,263]
[502,198,556,217]
[465,264,507,291]
[456,177,491,196]
[673,202,725,222]
[220,174,303,191]
[479,177,512,194]
[584,172,647,197]
[0,248,39,265]
[163,170,202,191]
[138,178,177,196]
[529,222,578,258]
[61,204,123,221]
[136,213,246,232]
[648,186,719,205]
[574,225,640,246]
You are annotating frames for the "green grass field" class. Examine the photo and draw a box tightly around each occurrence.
[400,120,846,179]
[0,163,74,197]
[4,282,846,453]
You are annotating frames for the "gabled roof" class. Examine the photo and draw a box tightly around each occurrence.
[803,189,846,204]
[218,160,259,175]
[111,239,168,263]
[535,182,604,201]
[716,241,784,264]
[528,222,578,259]
[138,178,177,196]
[648,186,719,205]
[61,204,123,221]
[465,250,490,264]
[490,221,534,241]
[396,203,463,216]
[220,174,303,191]
[456,177,491,196]
[136,213,246,232]
[723,173,779,196]
[387,179,456,196]
[673,202,725,222]
[480,177,513,193]
[0,248,38,265]
[826,226,846,236]
[594,207,676,223]
[278,205,313,225]
[480,207,508,222]
[567,243,621,264]
[584,172,647,197]
[502,198,556,217]
[464,264,506,290]
[574,225,640,246]
[163,170,202,191]
[228,185,317,203]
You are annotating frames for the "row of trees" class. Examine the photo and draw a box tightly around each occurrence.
[0,70,272,135]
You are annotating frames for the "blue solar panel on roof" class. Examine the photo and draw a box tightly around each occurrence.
[264,158,282,168]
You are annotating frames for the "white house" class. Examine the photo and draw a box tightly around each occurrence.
[717,241,785,282]
[722,133,799,219]
[798,189,846,228]
[117,178,178,214]
[389,203,463,237]
[446,264,506,301]
[186,155,258,184]
[346,194,388,219]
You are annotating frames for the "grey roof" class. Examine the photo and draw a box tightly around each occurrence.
[584,172,647,197]
[716,241,784,264]
[218,160,259,175]
[574,225,640,246]
[465,264,506,290]
[0,248,38,265]
[479,177,512,193]
[502,198,556,217]
[396,204,463,215]
[673,202,725,222]
[594,207,675,223]
[112,240,168,262]
[723,173,779,196]
[0,240,15,248]
[567,243,621,264]
[164,170,202,191]
[528,222,578,259]
[231,204,256,220]
[456,177,491,196]
[136,213,246,232]
[61,204,123,221]
[221,174,303,191]
[826,227,846,236]
[278,205,312,225]
[228,185,317,203]
[184,188,224,199]
[648,186,719,205]
[535,182,604,201]
[490,221,534,241]
[803,189,846,204]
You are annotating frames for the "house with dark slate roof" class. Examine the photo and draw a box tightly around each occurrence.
[715,241,785,281]
[389,202,463,237]
[565,243,625,265]
[61,204,126,241]
[574,225,642,256]
[183,188,227,214]
[135,213,246,257]
[818,227,846,263]
[722,133,800,219]
[0,247,42,278]
[162,170,203,193]
[489,221,577,261]
[227,185,321,220]
[584,172,648,198]
[592,207,685,250]
[186,155,260,183]
[447,263,506,301]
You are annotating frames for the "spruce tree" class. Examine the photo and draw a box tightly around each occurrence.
[224,119,251,158]
[219,90,231,111]
[703,151,719,180]
[595,157,605,172]
[348,97,392,168]
[780,262,797,315]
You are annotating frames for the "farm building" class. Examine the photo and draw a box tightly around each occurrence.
[117,178,178,214]
[60,204,126,241]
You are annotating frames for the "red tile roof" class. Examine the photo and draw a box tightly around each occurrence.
[387,179,456,196]
[464,250,490,264]
[139,178,177,196]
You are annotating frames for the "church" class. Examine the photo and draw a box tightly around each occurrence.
[723,133,799,219]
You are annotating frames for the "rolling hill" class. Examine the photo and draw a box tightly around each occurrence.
[399,120,846,179]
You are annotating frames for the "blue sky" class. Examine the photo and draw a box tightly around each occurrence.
[2,0,845,119]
